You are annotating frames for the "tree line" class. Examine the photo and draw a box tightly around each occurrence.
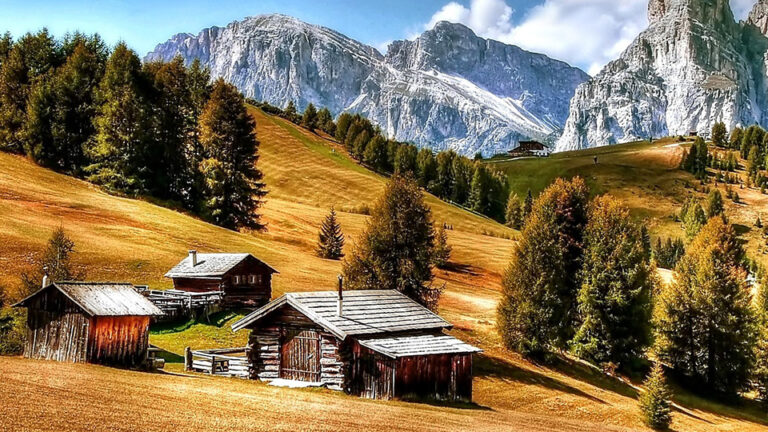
[496,176,768,415]
[0,30,266,230]
[252,100,510,222]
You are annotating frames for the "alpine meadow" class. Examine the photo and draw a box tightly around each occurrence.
[2,1,768,431]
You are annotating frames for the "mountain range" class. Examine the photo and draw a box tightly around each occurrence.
[557,0,768,151]
[146,15,589,157]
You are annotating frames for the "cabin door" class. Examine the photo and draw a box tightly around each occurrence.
[280,328,321,382]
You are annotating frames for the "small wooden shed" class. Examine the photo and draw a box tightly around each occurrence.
[165,251,278,308]
[14,282,163,367]
[232,289,482,401]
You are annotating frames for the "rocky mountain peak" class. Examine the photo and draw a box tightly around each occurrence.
[748,0,768,35]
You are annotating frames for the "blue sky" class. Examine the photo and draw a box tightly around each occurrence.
[0,0,756,75]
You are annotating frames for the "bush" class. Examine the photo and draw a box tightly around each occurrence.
[0,307,26,355]
[639,363,672,430]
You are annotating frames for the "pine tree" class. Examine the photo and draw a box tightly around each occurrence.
[432,224,452,269]
[730,127,743,150]
[343,175,441,310]
[20,227,85,296]
[711,122,727,148]
[283,100,298,123]
[639,363,672,430]
[334,112,353,142]
[754,273,768,404]
[654,217,758,394]
[451,156,473,205]
[394,144,418,176]
[434,150,456,198]
[682,199,706,240]
[316,107,335,135]
[301,102,318,131]
[316,207,345,260]
[705,189,724,219]
[497,177,589,356]
[571,195,654,367]
[363,135,387,171]
[351,130,370,161]
[468,164,490,214]
[416,148,437,189]
[86,43,152,192]
[505,192,523,229]
[197,79,267,230]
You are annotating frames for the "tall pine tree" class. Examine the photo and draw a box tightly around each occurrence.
[317,207,345,260]
[497,177,589,356]
[343,175,440,310]
[197,79,267,230]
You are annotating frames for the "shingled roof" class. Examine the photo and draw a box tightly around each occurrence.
[357,333,482,358]
[164,253,278,278]
[15,282,163,317]
[232,290,452,339]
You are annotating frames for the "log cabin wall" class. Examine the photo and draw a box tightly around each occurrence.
[87,316,151,367]
[246,305,343,389]
[23,289,90,363]
[395,353,473,402]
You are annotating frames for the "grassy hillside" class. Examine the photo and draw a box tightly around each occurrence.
[489,139,768,268]
[1,113,767,431]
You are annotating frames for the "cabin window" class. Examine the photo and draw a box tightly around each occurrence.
[249,274,263,284]
[233,275,241,285]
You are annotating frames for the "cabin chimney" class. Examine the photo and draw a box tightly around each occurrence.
[337,275,343,317]
[42,266,49,288]
[189,250,197,267]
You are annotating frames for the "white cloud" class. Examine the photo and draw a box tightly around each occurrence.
[424,0,647,75]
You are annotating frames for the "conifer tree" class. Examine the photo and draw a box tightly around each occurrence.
[505,192,523,229]
[351,130,370,161]
[394,144,418,176]
[87,42,152,192]
[363,135,387,171]
[416,148,437,189]
[197,79,267,230]
[497,177,589,356]
[432,224,452,269]
[284,100,298,123]
[571,195,654,366]
[654,217,758,394]
[316,107,335,135]
[451,156,473,205]
[639,363,672,430]
[711,122,727,148]
[705,189,724,219]
[435,150,456,198]
[343,175,440,310]
[730,127,743,150]
[754,273,768,404]
[20,227,85,296]
[469,164,490,214]
[301,102,318,131]
[317,207,345,260]
[334,112,353,142]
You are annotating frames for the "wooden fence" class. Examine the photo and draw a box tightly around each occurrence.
[135,287,223,320]
[185,347,250,378]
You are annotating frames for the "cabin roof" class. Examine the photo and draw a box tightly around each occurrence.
[232,290,452,339]
[14,282,163,317]
[357,333,482,359]
[164,253,279,278]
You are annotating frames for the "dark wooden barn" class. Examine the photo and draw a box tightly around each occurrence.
[508,140,551,158]
[232,288,481,401]
[14,282,162,367]
[165,251,278,308]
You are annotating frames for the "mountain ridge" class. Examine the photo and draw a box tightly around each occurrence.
[146,14,589,156]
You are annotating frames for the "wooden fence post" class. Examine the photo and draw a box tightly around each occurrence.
[184,346,192,371]
[211,355,216,375]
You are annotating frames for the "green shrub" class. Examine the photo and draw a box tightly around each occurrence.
[0,307,26,355]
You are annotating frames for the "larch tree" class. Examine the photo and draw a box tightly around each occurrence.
[639,362,673,430]
[711,122,727,148]
[317,207,345,260]
[197,78,267,230]
[571,195,654,367]
[20,227,85,296]
[343,175,441,310]
[432,224,452,269]
[705,189,724,219]
[505,192,523,229]
[654,217,758,395]
[496,177,589,356]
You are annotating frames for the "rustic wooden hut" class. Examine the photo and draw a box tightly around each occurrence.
[14,282,163,367]
[232,287,482,401]
[165,251,279,308]
[508,140,551,158]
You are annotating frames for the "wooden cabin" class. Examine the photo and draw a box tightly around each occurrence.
[165,251,278,308]
[13,282,162,367]
[232,287,482,401]
[508,140,551,158]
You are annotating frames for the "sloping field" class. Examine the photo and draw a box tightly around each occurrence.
[1,112,767,431]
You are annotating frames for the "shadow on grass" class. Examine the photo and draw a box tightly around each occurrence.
[669,380,768,427]
[546,356,638,399]
[399,394,493,411]
[474,354,607,404]
[441,262,478,276]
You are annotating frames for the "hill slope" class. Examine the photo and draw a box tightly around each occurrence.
[1,113,767,431]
